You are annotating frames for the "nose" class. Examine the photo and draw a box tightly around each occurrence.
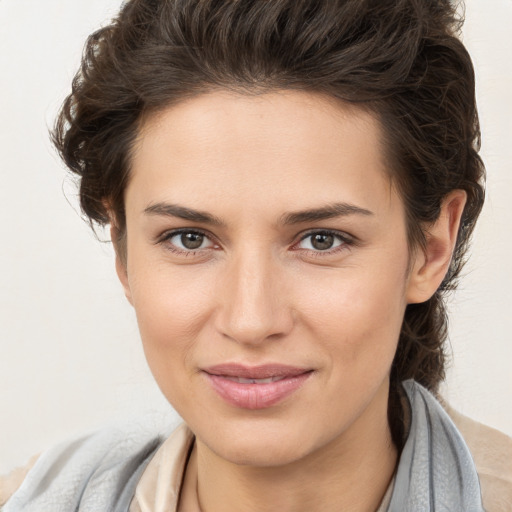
[214,248,294,346]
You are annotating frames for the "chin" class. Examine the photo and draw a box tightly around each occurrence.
[196,414,333,468]
[211,435,312,468]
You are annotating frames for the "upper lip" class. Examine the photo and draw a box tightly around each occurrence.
[203,363,312,380]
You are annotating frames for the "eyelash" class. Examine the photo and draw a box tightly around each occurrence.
[292,229,354,257]
[157,229,219,257]
[157,228,355,258]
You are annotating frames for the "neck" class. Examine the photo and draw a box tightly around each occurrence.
[189,383,397,512]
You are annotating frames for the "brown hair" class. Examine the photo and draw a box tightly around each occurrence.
[52,0,485,447]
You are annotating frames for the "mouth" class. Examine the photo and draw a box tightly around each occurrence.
[221,375,288,384]
[202,363,314,410]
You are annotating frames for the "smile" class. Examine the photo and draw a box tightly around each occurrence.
[222,376,285,384]
[203,364,314,410]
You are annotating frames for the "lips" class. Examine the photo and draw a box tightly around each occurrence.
[204,363,310,379]
[203,364,313,409]
[222,375,285,384]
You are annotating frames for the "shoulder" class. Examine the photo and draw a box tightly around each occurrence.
[0,454,39,508]
[1,423,165,512]
[445,405,512,512]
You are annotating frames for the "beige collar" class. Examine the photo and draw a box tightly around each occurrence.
[130,423,194,512]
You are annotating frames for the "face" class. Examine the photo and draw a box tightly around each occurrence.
[120,90,416,467]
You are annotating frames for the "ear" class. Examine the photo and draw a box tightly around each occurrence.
[406,189,467,304]
[111,225,134,306]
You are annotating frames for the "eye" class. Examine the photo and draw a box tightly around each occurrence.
[295,230,349,252]
[163,229,216,252]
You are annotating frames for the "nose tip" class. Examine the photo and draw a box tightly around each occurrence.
[222,309,286,346]
[215,255,294,346]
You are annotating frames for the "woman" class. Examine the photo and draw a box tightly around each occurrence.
[2,0,511,510]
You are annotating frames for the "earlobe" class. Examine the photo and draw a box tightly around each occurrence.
[111,225,133,306]
[406,190,467,304]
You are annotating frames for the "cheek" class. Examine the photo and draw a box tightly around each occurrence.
[296,260,408,366]
[127,260,215,386]
[130,252,213,325]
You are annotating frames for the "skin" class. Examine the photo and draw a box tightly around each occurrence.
[115,90,466,512]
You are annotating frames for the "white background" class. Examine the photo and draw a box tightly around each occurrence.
[0,0,511,474]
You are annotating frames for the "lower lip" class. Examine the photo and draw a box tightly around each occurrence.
[204,372,313,410]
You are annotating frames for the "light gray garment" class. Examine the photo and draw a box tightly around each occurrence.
[387,380,484,511]
[5,380,484,512]
[3,425,163,512]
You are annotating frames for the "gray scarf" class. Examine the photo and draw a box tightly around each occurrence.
[387,380,484,511]
[4,380,484,511]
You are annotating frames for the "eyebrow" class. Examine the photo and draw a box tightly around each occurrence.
[144,201,373,227]
[144,203,226,226]
[280,202,374,225]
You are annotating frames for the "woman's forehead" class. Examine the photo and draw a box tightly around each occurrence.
[127,90,399,220]
[137,89,377,148]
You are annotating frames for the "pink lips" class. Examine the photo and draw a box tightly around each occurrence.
[203,364,313,410]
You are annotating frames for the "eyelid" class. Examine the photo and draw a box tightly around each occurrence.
[155,227,356,257]
[157,228,219,253]
[291,229,356,253]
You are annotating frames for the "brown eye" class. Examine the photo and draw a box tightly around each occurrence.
[165,230,215,252]
[181,232,204,249]
[296,231,347,252]
[311,233,335,250]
